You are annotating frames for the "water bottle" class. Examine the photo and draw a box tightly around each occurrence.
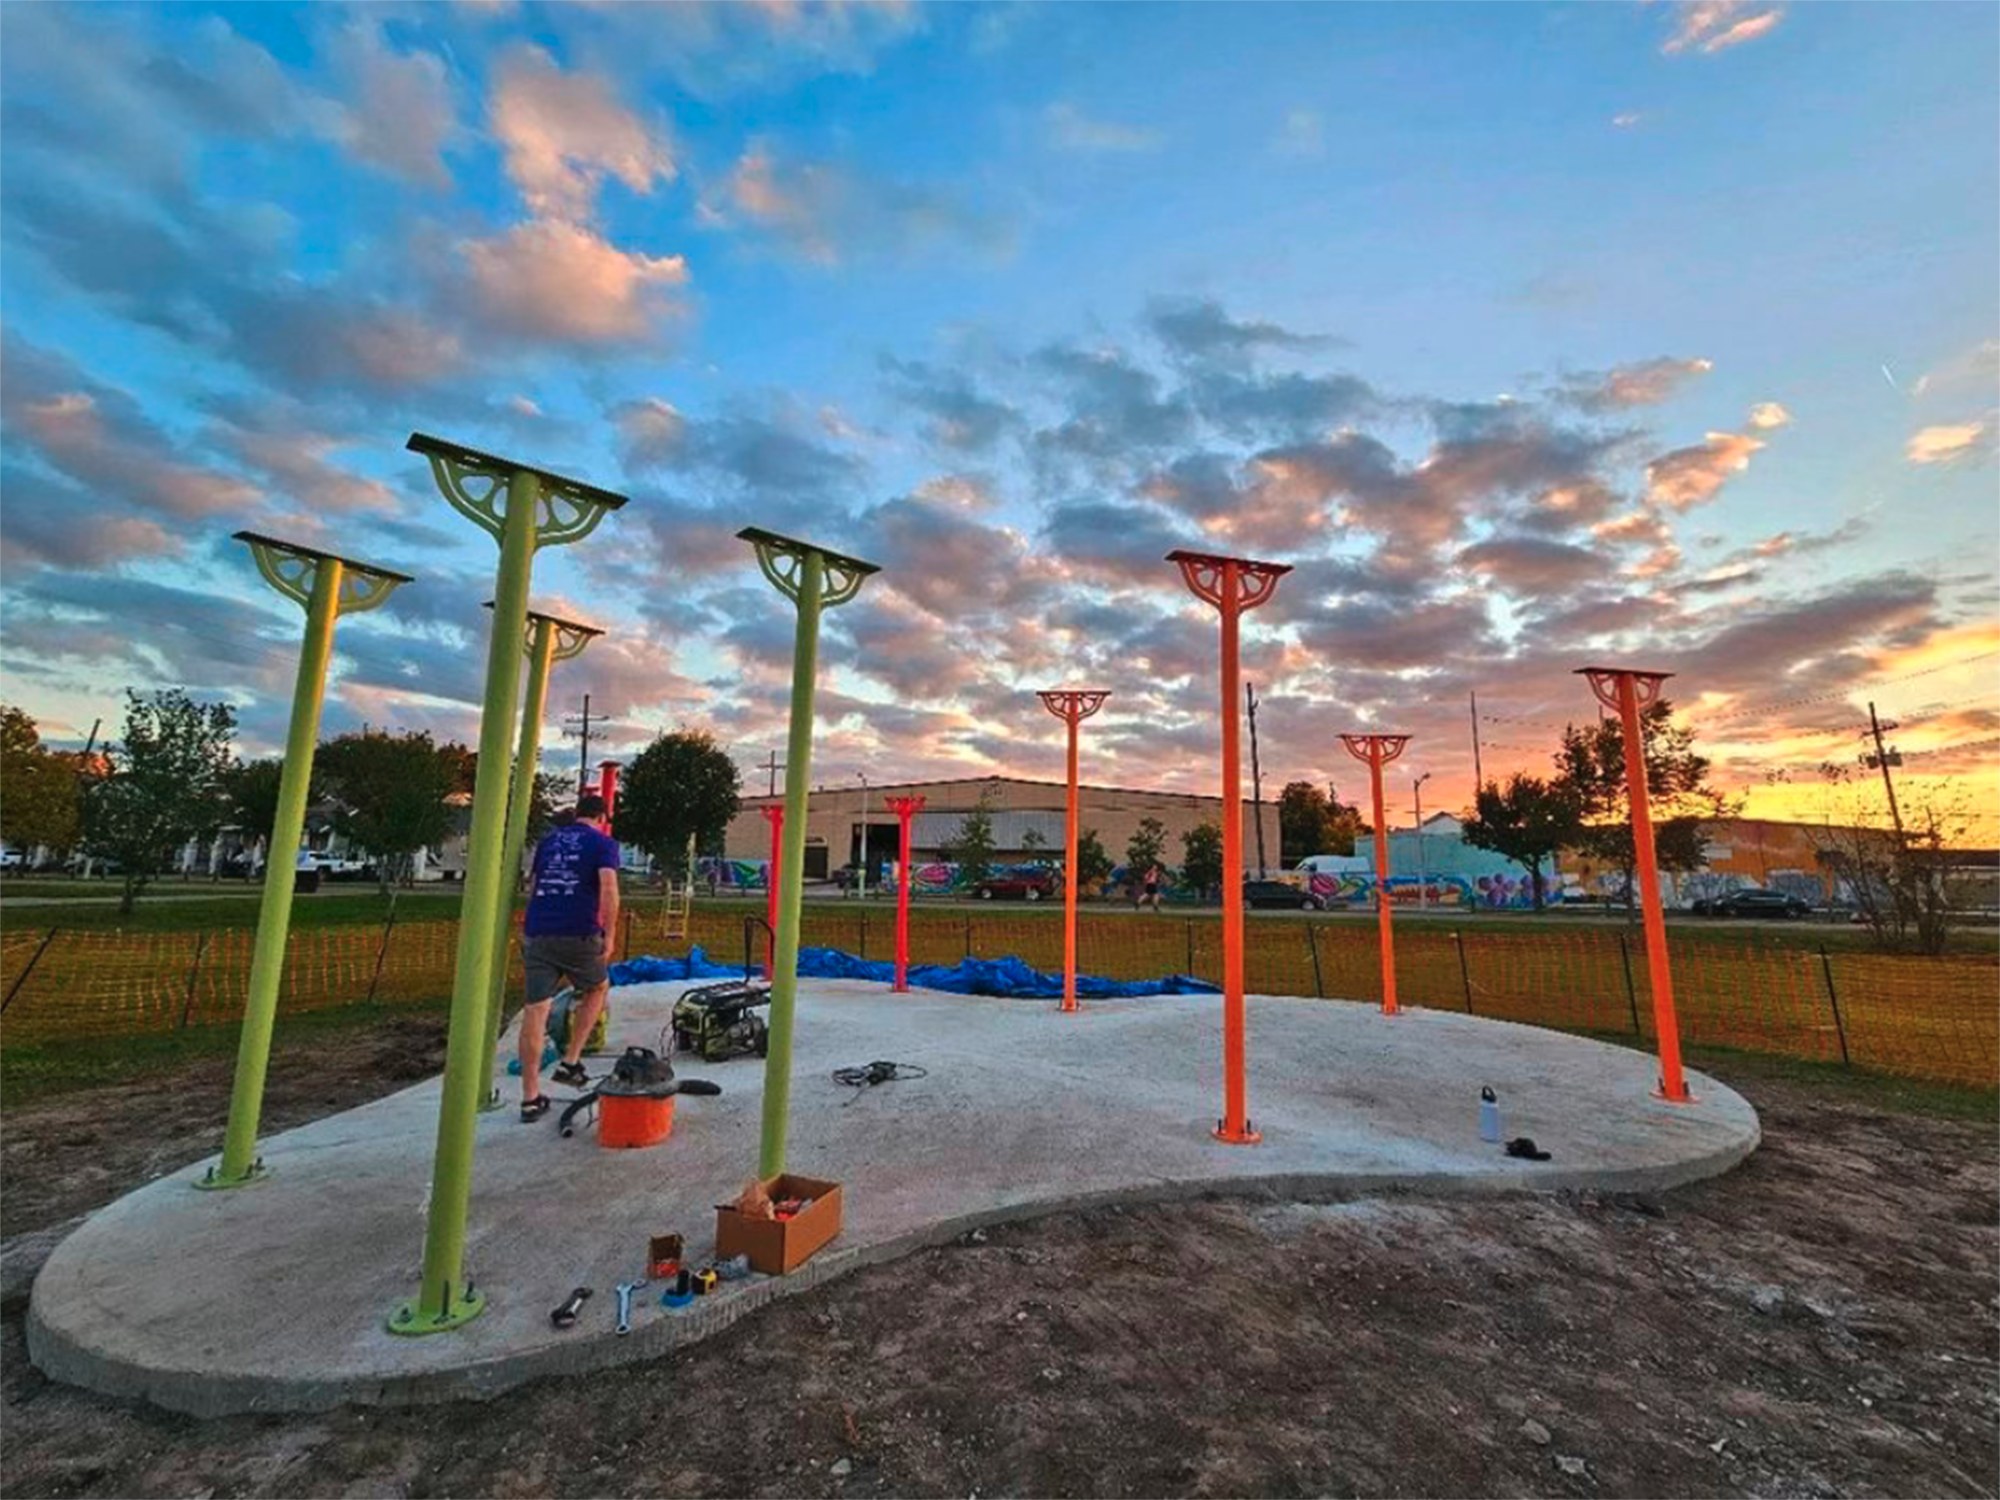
[1479,1086,1502,1143]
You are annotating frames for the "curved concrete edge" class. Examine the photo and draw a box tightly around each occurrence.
[25,1115,1758,1419]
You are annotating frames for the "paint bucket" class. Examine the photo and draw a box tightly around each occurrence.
[599,1092,675,1148]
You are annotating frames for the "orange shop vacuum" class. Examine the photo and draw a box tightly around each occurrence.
[558,1043,721,1147]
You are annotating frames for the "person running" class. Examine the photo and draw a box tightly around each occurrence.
[1141,863,1164,913]
[517,793,621,1121]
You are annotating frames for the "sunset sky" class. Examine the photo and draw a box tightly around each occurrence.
[2,1,1995,840]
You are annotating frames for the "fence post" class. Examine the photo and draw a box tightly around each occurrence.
[178,932,211,1029]
[364,908,399,1006]
[1307,923,1324,998]
[1185,919,1195,978]
[1818,945,1851,1066]
[859,914,868,961]
[964,916,973,960]
[1617,934,1642,1037]
[622,909,634,963]
[1453,931,1474,1014]
[1,927,60,1014]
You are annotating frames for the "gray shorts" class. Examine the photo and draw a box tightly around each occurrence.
[523,932,609,1003]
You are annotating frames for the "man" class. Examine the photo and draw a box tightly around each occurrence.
[518,793,622,1121]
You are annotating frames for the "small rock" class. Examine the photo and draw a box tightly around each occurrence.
[1038,1366,1062,1384]
[1520,1419,1552,1447]
[1747,1285,1786,1316]
[831,1459,853,1478]
[1014,1310,1028,1322]
[1554,1455,1589,1479]
[967,1228,989,1244]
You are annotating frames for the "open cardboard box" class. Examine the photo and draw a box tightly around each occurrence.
[715,1173,843,1274]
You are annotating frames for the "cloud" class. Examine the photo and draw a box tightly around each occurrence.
[1913,339,2000,399]
[203,399,404,520]
[1455,536,1617,595]
[1272,107,1325,158]
[1145,297,1341,367]
[1043,102,1162,154]
[489,45,675,220]
[326,23,457,186]
[1663,2,1785,55]
[614,398,691,471]
[707,142,1011,264]
[1611,111,1642,129]
[1040,498,1192,585]
[1906,418,1996,466]
[878,357,1022,452]
[460,219,689,344]
[1643,430,1765,510]
[1747,401,1791,430]
[1555,356,1713,412]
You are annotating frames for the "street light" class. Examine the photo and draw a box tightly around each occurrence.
[856,770,870,901]
[1413,771,1433,911]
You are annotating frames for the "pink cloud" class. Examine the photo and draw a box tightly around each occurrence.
[1906,418,1995,466]
[1644,430,1764,510]
[490,45,675,220]
[462,219,689,344]
[1663,2,1785,55]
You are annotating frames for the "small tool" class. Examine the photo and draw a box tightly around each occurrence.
[551,1286,592,1328]
[615,1281,642,1335]
[661,1268,695,1308]
[691,1267,720,1296]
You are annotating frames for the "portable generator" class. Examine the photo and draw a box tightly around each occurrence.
[671,980,772,1062]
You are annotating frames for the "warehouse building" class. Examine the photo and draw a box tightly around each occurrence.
[722,775,1280,882]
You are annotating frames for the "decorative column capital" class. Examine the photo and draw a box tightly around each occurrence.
[235,531,411,616]
[1576,665,1674,713]
[1037,689,1111,726]
[1339,733,1412,768]
[737,527,880,610]
[883,795,927,818]
[409,432,627,549]
[1166,549,1291,615]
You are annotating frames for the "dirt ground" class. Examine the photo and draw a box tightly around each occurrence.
[2,1018,1995,1499]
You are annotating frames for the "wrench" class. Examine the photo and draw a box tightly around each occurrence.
[615,1281,642,1336]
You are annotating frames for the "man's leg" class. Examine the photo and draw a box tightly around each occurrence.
[561,982,610,1067]
[519,999,553,1103]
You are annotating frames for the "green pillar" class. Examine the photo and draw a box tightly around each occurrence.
[480,611,603,1111]
[739,528,879,1178]
[394,434,626,1334]
[201,534,409,1191]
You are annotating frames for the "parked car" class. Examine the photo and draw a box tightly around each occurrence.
[1244,879,1324,911]
[1690,888,1812,919]
[0,846,23,870]
[972,870,1059,901]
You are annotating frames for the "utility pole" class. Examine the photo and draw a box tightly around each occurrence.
[1469,691,1483,788]
[1413,771,1432,911]
[561,693,594,795]
[1864,701,1906,839]
[1246,680,1267,878]
[764,749,785,797]
[856,771,870,900]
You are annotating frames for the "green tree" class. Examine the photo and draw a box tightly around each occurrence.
[1277,779,1366,862]
[525,769,567,845]
[1461,772,1583,910]
[81,690,236,912]
[0,704,80,859]
[1124,816,1167,883]
[1554,700,1735,913]
[1075,827,1114,893]
[316,730,458,889]
[1019,827,1048,859]
[940,784,1000,886]
[222,757,291,855]
[1180,821,1224,900]
[615,730,742,871]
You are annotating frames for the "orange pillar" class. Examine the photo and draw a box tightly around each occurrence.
[759,805,783,981]
[884,796,925,992]
[1606,671,1690,1101]
[1036,690,1109,1014]
[1368,751,1398,1015]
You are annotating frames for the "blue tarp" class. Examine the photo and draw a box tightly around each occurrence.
[609,945,1218,1000]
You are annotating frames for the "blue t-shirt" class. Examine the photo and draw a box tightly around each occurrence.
[523,823,621,937]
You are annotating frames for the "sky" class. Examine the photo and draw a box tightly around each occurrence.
[2,0,1996,841]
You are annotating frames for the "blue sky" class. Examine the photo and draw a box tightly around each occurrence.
[2,0,1995,834]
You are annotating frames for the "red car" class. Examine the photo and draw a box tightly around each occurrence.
[972,870,1059,901]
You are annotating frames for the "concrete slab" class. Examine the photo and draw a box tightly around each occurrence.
[28,983,1758,1417]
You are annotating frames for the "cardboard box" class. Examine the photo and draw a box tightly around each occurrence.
[714,1174,843,1274]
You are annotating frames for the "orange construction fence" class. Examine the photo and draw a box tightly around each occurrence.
[3,909,1994,1092]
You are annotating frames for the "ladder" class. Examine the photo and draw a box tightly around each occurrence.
[660,880,692,941]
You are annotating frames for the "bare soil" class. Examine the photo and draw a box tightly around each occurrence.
[2,1018,1994,1499]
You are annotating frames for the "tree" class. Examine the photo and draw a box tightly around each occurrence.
[316,730,458,889]
[1124,816,1167,882]
[1277,780,1366,862]
[615,730,742,871]
[1019,827,1048,859]
[81,690,236,912]
[1461,773,1583,910]
[1809,765,1966,955]
[1180,821,1223,900]
[1075,827,1114,893]
[0,704,80,858]
[940,784,999,886]
[1554,700,1735,913]
[222,757,290,857]
[525,770,567,846]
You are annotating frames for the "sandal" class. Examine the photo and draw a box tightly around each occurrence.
[521,1096,551,1122]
